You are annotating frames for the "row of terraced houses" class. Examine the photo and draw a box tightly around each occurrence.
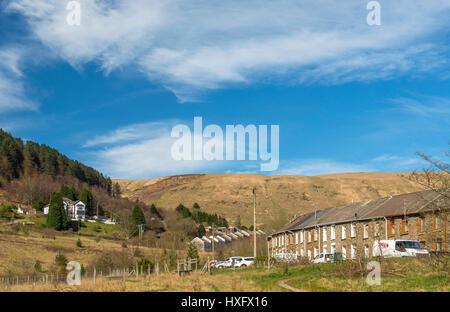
[268,190,448,260]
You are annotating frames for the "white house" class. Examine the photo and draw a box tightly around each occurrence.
[17,206,36,215]
[43,197,86,220]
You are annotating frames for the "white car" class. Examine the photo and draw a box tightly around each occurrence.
[218,257,243,268]
[234,257,254,268]
[373,239,429,258]
[313,253,335,264]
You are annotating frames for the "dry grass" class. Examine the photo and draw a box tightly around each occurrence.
[3,271,264,292]
[0,230,163,277]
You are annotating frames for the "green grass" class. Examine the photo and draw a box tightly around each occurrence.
[212,257,449,292]
[1,216,125,239]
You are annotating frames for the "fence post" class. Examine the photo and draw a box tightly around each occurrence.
[136,261,139,280]
[93,267,96,284]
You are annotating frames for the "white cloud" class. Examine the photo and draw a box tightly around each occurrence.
[83,120,228,178]
[0,47,36,113]
[6,0,450,101]
[390,95,450,120]
[83,121,178,147]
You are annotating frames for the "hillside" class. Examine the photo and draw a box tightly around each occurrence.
[114,172,425,231]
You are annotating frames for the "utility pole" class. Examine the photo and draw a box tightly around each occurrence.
[212,226,215,259]
[253,187,257,258]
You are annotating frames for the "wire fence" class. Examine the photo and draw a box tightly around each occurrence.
[0,259,203,289]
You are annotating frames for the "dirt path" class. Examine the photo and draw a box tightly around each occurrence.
[276,278,308,292]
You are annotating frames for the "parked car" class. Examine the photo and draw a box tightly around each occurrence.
[209,260,218,268]
[234,257,254,268]
[313,252,344,264]
[373,239,429,258]
[313,253,334,264]
[214,261,226,269]
[218,257,243,268]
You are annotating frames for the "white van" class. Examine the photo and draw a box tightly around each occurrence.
[372,240,429,258]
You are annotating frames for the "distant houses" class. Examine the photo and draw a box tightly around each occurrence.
[190,226,266,252]
[17,206,37,216]
[43,197,86,220]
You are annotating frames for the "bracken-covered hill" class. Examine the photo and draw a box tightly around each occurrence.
[114,172,424,232]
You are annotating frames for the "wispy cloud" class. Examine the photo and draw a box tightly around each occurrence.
[83,121,178,147]
[83,120,228,178]
[390,95,450,120]
[0,47,36,113]
[6,0,450,101]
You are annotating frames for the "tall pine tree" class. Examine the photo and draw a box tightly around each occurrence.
[46,192,68,231]
[79,187,93,216]
[130,205,146,235]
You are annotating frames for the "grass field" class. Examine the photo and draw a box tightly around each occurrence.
[2,255,448,292]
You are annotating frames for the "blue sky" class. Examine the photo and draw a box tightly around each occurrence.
[0,0,449,179]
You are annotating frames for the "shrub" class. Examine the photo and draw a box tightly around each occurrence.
[92,254,115,272]
[136,258,154,274]
[34,260,42,272]
[133,247,143,257]
[76,238,83,248]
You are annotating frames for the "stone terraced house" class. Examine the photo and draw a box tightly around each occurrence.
[268,190,448,260]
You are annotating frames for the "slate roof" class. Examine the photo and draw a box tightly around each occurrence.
[273,190,447,235]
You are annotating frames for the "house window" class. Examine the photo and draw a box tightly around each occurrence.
[314,248,318,257]
[342,246,346,259]
[364,245,369,258]
[307,249,312,260]
[374,222,380,237]
[388,220,395,236]
[341,225,347,240]
[323,245,327,253]
[351,244,356,259]
[331,225,336,240]
[434,215,441,230]
[295,232,299,245]
[281,235,284,246]
[331,243,336,253]
[314,229,318,241]
[300,231,304,244]
[323,226,327,242]
[351,223,356,238]
[435,239,443,251]
[308,231,312,242]
[419,217,425,233]
[363,223,369,239]
[300,249,304,257]
[401,219,408,234]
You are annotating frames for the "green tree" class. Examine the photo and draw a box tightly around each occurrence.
[112,182,121,198]
[60,184,77,200]
[197,224,206,237]
[55,253,68,272]
[193,202,200,210]
[186,242,200,262]
[79,187,93,216]
[182,206,191,218]
[130,205,146,234]
[32,200,46,212]
[150,203,162,219]
[46,192,68,230]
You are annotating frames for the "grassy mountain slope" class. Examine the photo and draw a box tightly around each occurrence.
[114,172,424,231]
